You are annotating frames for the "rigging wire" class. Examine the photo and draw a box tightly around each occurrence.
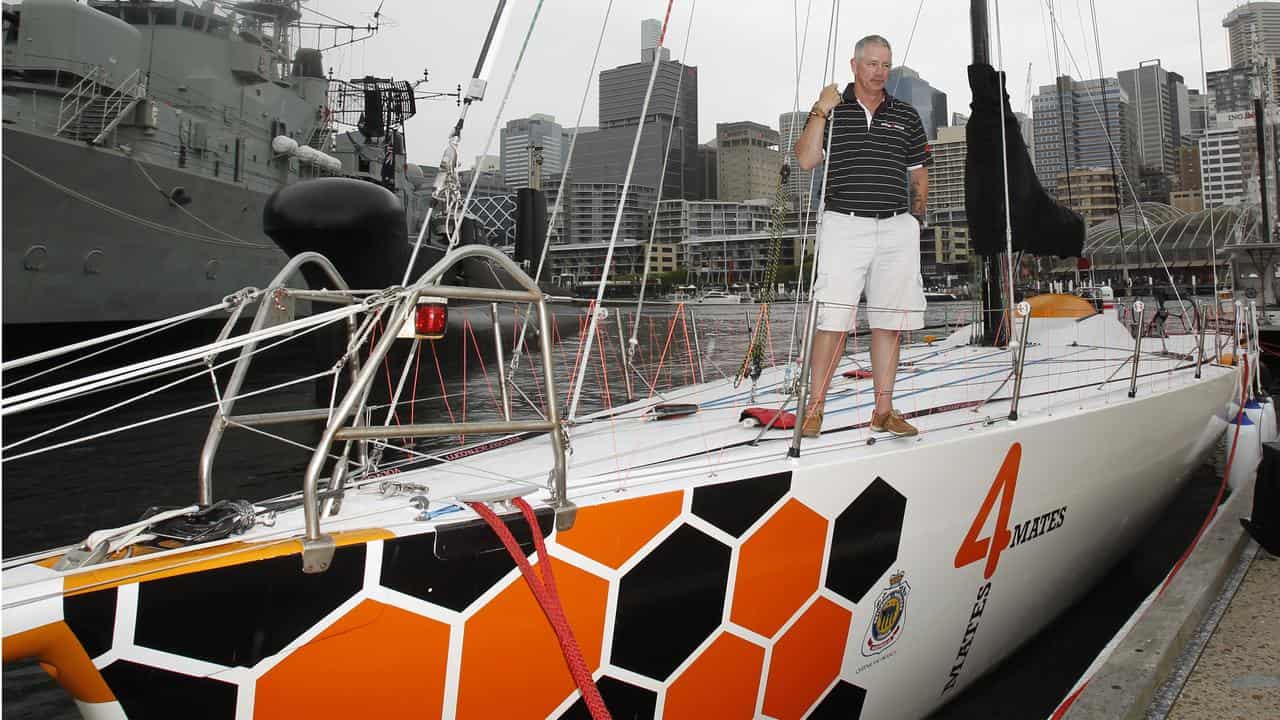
[567,0,678,422]
[628,0,701,364]
[1194,0,1220,293]
[1087,0,1130,286]
[1047,0,1075,209]
[509,0,618,370]
[447,0,546,250]
[993,0,1017,349]
[1037,0,1186,315]
[784,0,818,369]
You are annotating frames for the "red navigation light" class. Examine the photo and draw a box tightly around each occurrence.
[414,300,447,340]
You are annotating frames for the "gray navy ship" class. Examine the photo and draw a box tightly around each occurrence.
[2,0,435,326]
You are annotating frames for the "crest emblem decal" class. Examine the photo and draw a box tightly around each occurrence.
[863,570,909,657]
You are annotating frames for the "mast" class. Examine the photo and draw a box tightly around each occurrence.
[971,0,1002,345]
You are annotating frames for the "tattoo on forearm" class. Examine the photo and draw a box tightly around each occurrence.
[911,177,927,214]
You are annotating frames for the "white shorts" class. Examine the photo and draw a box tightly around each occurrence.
[813,211,926,332]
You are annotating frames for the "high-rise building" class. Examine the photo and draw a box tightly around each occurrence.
[923,125,971,276]
[1178,141,1202,191]
[641,18,662,55]
[1208,64,1280,115]
[1199,125,1244,207]
[1032,76,1139,198]
[715,121,781,202]
[695,141,717,200]
[778,111,823,210]
[1224,2,1280,68]
[1186,90,1209,137]
[1208,66,1255,115]
[571,21,698,200]
[927,125,967,216]
[546,182,657,285]
[500,114,563,188]
[1170,71,1190,140]
[1056,168,1119,225]
[1117,61,1180,174]
[951,112,969,127]
[887,66,947,139]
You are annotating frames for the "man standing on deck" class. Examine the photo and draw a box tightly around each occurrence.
[795,34,931,438]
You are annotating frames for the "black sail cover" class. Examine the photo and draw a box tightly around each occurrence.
[965,64,1084,258]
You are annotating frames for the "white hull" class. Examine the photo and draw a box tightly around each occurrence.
[2,304,1238,719]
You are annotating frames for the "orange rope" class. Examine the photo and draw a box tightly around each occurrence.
[428,340,456,424]
[648,306,683,398]
[467,321,505,413]
[678,306,697,386]
[564,303,593,407]
[461,318,469,444]
[410,340,422,426]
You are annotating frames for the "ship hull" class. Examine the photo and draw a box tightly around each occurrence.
[0,366,1235,719]
[0,300,1241,718]
[3,127,287,325]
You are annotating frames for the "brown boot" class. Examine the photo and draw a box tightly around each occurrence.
[870,408,918,437]
[801,410,823,438]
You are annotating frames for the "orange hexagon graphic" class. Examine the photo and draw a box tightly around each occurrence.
[664,631,765,719]
[556,491,683,569]
[255,599,450,719]
[456,557,609,719]
[762,597,851,720]
[730,498,828,638]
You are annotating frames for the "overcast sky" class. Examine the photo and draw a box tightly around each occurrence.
[310,0,1244,168]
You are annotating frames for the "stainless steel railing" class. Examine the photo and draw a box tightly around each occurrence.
[197,252,357,504]
[298,245,570,574]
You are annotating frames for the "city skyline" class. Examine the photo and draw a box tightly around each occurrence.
[338,1,1244,169]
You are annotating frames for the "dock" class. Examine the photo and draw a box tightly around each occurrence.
[1063,467,1280,720]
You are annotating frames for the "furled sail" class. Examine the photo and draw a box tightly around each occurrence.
[965,64,1084,258]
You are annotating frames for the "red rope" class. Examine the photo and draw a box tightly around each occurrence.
[467,499,612,720]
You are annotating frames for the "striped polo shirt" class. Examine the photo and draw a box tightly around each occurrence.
[824,84,932,216]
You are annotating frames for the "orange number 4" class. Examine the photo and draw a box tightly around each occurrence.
[954,443,1022,579]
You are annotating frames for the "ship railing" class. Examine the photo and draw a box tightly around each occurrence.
[296,245,568,574]
[55,63,102,137]
[197,252,358,506]
[89,68,145,146]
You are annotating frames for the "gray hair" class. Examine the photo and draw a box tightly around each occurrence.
[854,34,892,60]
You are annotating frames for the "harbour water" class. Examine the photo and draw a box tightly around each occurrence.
[1,301,1225,718]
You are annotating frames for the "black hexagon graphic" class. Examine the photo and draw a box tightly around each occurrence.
[808,680,868,719]
[134,544,364,667]
[825,477,907,604]
[557,676,657,719]
[381,507,553,612]
[692,471,791,537]
[100,659,237,718]
[63,587,116,659]
[611,523,731,680]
